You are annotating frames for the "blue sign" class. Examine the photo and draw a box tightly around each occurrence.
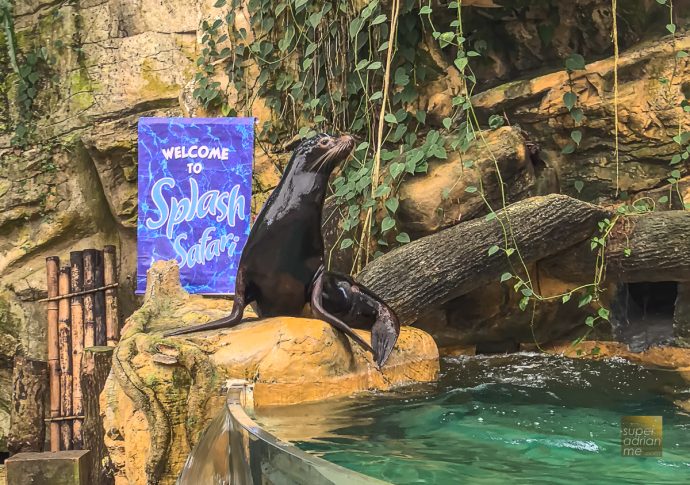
[136,117,254,294]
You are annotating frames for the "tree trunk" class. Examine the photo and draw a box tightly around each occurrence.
[7,355,47,454]
[357,194,609,325]
[82,346,115,485]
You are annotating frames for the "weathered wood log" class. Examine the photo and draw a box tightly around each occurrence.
[58,266,73,450]
[46,256,60,452]
[70,251,85,449]
[82,346,114,485]
[103,245,119,347]
[83,250,97,349]
[540,211,690,283]
[94,250,107,346]
[7,354,47,454]
[357,194,609,325]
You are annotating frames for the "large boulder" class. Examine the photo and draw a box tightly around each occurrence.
[101,261,439,485]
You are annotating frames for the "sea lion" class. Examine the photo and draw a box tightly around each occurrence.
[165,133,399,366]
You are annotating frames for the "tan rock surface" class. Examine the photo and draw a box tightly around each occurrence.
[102,261,439,484]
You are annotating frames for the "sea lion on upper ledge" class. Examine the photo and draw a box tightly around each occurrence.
[165,133,400,366]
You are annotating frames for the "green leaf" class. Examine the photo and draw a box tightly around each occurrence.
[571,108,584,123]
[381,216,396,232]
[667,23,676,34]
[368,61,383,70]
[562,143,576,154]
[442,117,452,130]
[213,0,226,6]
[384,113,398,123]
[396,232,411,244]
[519,297,529,311]
[521,288,533,297]
[598,307,610,321]
[563,92,577,110]
[340,238,353,249]
[371,14,387,25]
[671,169,681,179]
[578,294,593,308]
[571,130,582,145]
[390,162,405,178]
[385,197,399,213]
[671,154,682,165]
[565,53,586,71]
[454,57,468,71]
[465,186,478,193]
[488,245,500,256]
[488,114,504,129]
[585,316,595,327]
[658,196,669,204]
[677,50,688,58]
[419,6,432,15]
[416,111,426,124]
[485,212,497,221]
[574,180,584,193]
[500,272,512,282]
[562,293,571,303]
[370,91,383,101]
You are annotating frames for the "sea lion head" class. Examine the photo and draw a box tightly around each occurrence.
[288,133,355,174]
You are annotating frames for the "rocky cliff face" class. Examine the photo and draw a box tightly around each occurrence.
[1,0,689,451]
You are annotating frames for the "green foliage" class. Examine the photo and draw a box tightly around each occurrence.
[193,0,689,342]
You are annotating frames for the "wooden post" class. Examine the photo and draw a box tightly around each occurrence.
[94,250,106,347]
[83,250,97,349]
[103,245,119,346]
[70,251,85,449]
[58,266,73,450]
[46,256,60,452]
[7,354,48,453]
[82,347,115,485]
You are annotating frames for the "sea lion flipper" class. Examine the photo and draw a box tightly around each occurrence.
[164,269,248,337]
[311,271,374,355]
[369,303,400,368]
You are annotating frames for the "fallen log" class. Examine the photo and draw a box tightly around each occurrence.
[540,210,690,283]
[357,194,609,325]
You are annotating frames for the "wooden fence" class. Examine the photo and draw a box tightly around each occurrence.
[43,245,120,452]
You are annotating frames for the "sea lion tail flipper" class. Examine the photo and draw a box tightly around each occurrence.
[311,272,374,355]
[370,303,400,368]
[164,275,248,336]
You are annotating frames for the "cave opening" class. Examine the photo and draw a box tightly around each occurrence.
[614,281,677,350]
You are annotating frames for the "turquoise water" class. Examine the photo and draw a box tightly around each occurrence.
[260,354,690,484]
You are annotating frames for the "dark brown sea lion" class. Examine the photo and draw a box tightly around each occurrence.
[165,133,400,366]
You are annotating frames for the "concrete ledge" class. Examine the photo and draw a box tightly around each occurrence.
[5,450,91,485]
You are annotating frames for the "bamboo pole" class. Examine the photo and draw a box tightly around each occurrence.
[103,245,120,346]
[58,266,73,450]
[83,249,97,349]
[46,256,60,452]
[94,250,106,347]
[70,251,85,449]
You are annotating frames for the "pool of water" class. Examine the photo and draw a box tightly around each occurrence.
[257,353,690,484]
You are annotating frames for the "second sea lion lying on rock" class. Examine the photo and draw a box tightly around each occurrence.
[166,133,400,367]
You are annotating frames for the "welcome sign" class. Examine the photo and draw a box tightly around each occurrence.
[136,117,254,294]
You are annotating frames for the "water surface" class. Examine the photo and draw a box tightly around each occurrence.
[258,353,690,484]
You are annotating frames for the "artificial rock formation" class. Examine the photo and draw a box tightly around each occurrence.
[3,0,690,450]
[101,261,439,485]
